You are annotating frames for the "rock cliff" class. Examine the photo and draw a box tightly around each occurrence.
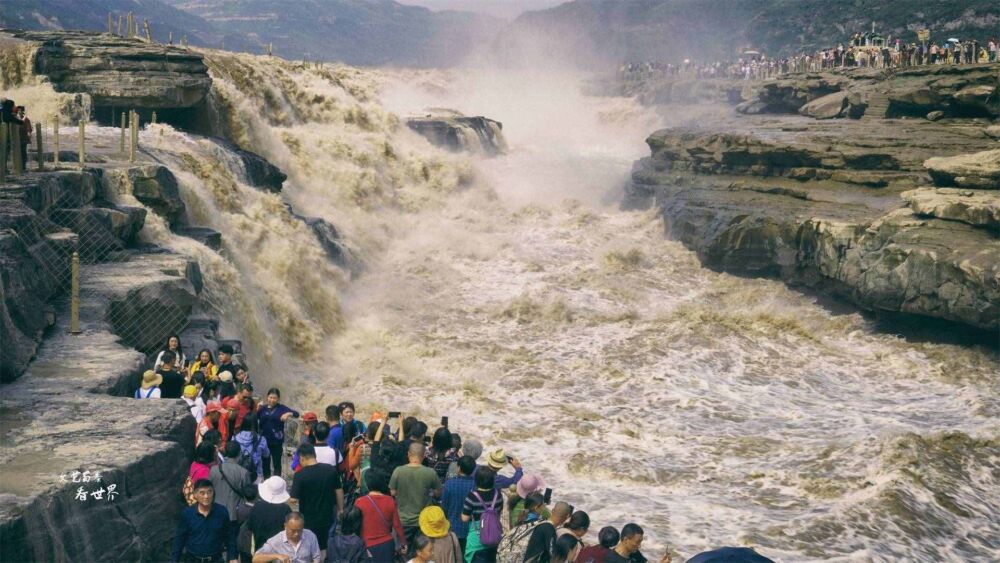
[0,166,212,560]
[2,30,212,125]
[627,67,1000,332]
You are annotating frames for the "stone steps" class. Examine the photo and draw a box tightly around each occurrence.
[864,91,891,120]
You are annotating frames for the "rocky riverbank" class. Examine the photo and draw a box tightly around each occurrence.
[626,64,1000,333]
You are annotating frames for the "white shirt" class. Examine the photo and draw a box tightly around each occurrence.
[314,445,343,467]
[136,387,161,399]
[183,397,206,423]
[153,350,186,372]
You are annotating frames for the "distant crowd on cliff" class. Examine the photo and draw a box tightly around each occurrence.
[619,33,999,82]
[137,336,775,563]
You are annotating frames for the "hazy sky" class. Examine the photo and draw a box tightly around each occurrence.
[400,0,567,20]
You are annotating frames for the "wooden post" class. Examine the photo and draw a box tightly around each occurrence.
[126,12,133,38]
[143,19,152,42]
[120,111,127,154]
[108,13,113,35]
[11,124,23,174]
[69,251,81,334]
[53,120,59,166]
[117,14,123,37]
[78,120,85,168]
[35,122,43,171]
[267,43,273,56]
[129,110,138,163]
[168,31,173,45]
[0,124,7,184]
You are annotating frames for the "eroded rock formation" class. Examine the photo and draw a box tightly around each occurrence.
[628,115,1000,331]
[407,113,507,155]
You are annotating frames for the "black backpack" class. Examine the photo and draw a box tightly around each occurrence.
[237,433,262,481]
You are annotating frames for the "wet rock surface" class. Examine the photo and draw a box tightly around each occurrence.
[407,114,507,155]
[628,111,1000,331]
[4,30,212,111]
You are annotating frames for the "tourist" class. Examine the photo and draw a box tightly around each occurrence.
[172,479,237,563]
[441,455,476,551]
[575,526,619,563]
[313,422,344,466]
[234,416,269,481]
[190,441,217,483]
[508,474,547,527]
[685,547,773,563]
[523,501,573,563]
[290,443,345,552]
[348,414,385,493]
[135,369,162,399]
[154,334,187,371]
[234,383,257,429]
[324,404,341,446]
[514,492,546,526]
[486,449,524,489]
[408,534,435,563]
[419,506,462,563]
[252,512,321,563]
[390,441,442,552]
[190,349,219,381]
[249,477,293,553]
[183,385,206,423]
[553,534,581,563]
[217,344,241,376]
[356,467,407,561]
[15,106,30,166]
[197,402,225,447]
[562,511,590,537]
[426,426,458,482]
[326,506,366,563]
[258,387,300,478]
[300,411,319,445]
[447,439,483,479]
[234,364,252,388]
[236,487,256,563]
[158,351,186,399]
[606,523,646,563]
[224,397,242,439]
[460,466,502,562]
[218,371,238,400]
[339,401,366,447]
[210,442,254,555]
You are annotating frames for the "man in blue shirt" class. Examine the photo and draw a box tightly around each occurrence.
[440,455,477,552]
[172,480,238,563]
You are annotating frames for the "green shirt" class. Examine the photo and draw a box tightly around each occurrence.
[389,464,440,526]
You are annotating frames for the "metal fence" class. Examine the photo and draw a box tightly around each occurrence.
[3,114,191,362]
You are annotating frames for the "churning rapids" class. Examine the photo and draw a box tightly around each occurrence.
[18,51,998,561]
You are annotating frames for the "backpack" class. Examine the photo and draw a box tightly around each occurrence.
[181,475,196,506]
[474,490,503,547]
[496,520,540,563]
[238,433,262,481]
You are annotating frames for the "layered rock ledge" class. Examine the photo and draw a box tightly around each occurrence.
[627,114,1000,332]
[407,112,507,155]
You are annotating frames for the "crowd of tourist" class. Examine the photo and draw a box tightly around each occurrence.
[135,336,775,563]
[619,33,999,83]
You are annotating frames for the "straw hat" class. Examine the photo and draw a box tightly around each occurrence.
[258,476,290,504]
[140,370,162,389]
[418,506,450,539]
[487,449,508,470]
[516,474,546,499]
[218,371,233,382]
